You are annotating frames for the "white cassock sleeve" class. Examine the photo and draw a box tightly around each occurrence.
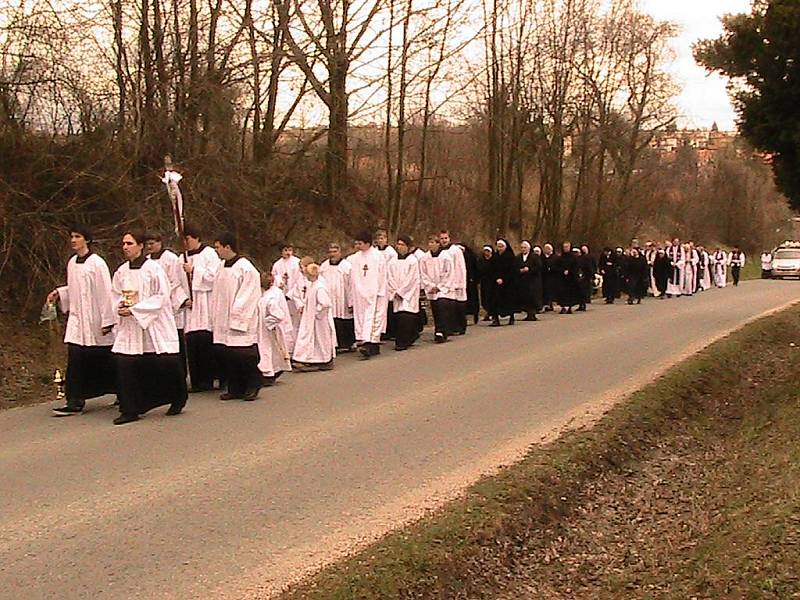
[193,249,220,291]
[388,259,420,308]
[164,252,190,313]
[263,294,285,330]
[129,266,171,331]
[56,286,70,313]
[93,259,117,329]
[315,283,332,315]
[230,268,262,332]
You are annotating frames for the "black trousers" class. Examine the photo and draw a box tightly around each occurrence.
[65,344,116,409]
[732,266,741,286]
[217,344,261,398]
[116,353,187,417]
[185,330,217,390]
[437,298,459,336]
[177,329,187,377]
[383,300,397,340]
[333,317,356,350]
[394,311,419,349]
[430,299,447,339]
[456,300,467,334]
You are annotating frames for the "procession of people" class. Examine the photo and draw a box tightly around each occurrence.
[46,225,749,425]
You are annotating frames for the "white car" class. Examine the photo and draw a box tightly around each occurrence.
[770,247,800,279]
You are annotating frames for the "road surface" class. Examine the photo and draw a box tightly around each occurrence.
[1,280,797,599]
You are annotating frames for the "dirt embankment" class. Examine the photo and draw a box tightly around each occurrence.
[276,307,800,599]
[0,304,58,408]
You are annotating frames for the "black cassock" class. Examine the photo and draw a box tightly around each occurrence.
[514,253,543,313]
[653,254,671,294]
[599,254,621,301]
[462,245,480,320]
[624,255,649,300]
[489,247,517,317]
[557,253,582,308]
[541,253,559,307]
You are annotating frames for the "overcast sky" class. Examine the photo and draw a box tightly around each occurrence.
[641,0,751,130]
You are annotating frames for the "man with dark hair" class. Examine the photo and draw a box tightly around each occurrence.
[271,241,302,353]
[348,230,388,359]
[438,229,468,336]
[320,242,356,352]
[47,226,117,415]
[728,246,746,286]
[387,235,421,350]
[419,234,447,343]
[210,233,262,400]
[111,230,188,424]
[146,232,189,374]
[181,223,222,392]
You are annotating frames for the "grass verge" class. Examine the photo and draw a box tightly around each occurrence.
[278,305,800,599]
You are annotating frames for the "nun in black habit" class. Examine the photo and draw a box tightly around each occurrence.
[652,248,671,299]
[514,240,541,321]
[599,247,621,304]
[477,245,496,320]
[541,243,559,311]
[624,247,649,304]
[556,243,582,314]
[489,239,517,326]
[461,243,481,325]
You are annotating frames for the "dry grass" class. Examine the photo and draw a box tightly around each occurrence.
[277,306,800,599]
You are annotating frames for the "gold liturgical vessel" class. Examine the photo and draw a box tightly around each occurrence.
[121,289,139,307]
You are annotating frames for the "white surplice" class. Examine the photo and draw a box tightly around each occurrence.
[257,285,293,376]
[387,255,420,313]
[666,245,685,296]
[682,248,699,295]
[711,251,728,287]
[211,255,261,347]
[149,249,190,329]
[320,258,353,319]
[293,277,337,364]
[183,245,221,333]
[438,244,467,301]
[271,256,302,352]
[57,253,117,347]
[348,247,388,344]
[111,258,179,355]
[419,250,443,301]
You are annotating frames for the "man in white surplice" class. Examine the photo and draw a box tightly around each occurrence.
[271,243,302,353]
[348,230,388,359]
[320,243,355,351]
[387,236,421,351]
[48,226,117,415]
[257,272,293,384]
[211,232,263,401]
[181,224,222,392]
[146,232,190,372]
[111,230,187,425]
[292,263,337,371]
[666,239,685,297]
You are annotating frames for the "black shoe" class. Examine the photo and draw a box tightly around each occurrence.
[566,308,573,314]
[577,305,586,312]
[524,313,537,321]
[189,385,212,394]
[319,360,334,371]
[434,333,447,343]
[220,392,237,401]
[395,345,409,351]
[490,317,501,327]
[262,375,276,386]
[358,345,372,360]
[242,388,260,401]
[166,405,183,416]
[113,414,139,425]
[508,316,515,325]
[52,405,82,416]
[559,308,567,314]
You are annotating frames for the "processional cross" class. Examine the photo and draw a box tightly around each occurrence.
[362,264,369,277]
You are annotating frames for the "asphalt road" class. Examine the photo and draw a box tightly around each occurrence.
[1,280,797,600]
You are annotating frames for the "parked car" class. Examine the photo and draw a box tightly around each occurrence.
[770,245,800,279]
